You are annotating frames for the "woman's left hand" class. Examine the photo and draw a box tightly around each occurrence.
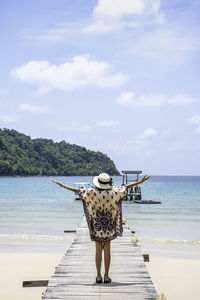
[141,175,151,182]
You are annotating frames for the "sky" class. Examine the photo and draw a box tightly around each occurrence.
[0,0,200,175]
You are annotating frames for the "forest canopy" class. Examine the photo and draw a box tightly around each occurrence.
[0,128,120,176]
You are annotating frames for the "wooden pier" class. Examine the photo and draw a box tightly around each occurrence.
[42,217,158,300]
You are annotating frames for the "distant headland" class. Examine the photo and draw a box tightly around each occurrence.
[0,128,120,176]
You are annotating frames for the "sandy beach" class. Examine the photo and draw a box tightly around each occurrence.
[0,250,200,300]
[146,255,200,300]
[0,252,64,300]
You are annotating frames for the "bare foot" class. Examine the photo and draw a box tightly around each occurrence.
[104,276,111,283]
[96,275,102,283]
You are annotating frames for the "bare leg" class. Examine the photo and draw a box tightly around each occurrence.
[104,241,111,280]
[95,241,103,280]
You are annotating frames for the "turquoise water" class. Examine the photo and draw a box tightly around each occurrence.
[0,176,200,257]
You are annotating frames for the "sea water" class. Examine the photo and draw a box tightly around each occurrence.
[0,176,200,258]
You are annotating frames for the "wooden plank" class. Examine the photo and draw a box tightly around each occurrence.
[121,170,142,174]
[42,217,158,300]
[143,254,150,262]
[23,280,48,287]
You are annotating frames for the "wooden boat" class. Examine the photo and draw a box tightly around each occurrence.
[74,182,90,200]
[134,200,161,204]
[122,170,142,200]
[121,170,161,204]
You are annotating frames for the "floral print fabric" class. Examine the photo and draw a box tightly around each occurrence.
[79,186,127,242]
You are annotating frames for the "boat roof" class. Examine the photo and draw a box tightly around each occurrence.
[74,182,90,185]
[121,170,142,174]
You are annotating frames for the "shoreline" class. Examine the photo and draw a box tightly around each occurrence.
[1,174,200,178]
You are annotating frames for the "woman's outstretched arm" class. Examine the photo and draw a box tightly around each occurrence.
[51,180,79,193]
[125,175,151,189]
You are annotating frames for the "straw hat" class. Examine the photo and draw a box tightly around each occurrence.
[93,173,113,190]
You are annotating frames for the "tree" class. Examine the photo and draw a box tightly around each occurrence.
[0,128,120,176]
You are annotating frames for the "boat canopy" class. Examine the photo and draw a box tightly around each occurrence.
[74,182,90,188]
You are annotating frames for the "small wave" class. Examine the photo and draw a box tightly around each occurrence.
[141,237,200,245]
[0,234,71,240]
[127,217,200,222]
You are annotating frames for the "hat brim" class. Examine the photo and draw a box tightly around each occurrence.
[93,176,112,190]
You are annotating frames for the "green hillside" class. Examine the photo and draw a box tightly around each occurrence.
[0,128,120,176]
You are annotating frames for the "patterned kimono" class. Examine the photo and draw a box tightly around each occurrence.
[79,186,127,242]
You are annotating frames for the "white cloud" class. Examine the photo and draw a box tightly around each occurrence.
[11,55,128,93]
[192,127,200,135]
[93,0,146,19]
[98,120,119,127]
[84,0,164,34]
[24,0,164,40]
[117,92,135,106]
[30,27,74,42]
[188,114,200,125]
[106,135,156,155]
[169,140,186,152]
[162,129,171,137]
[118,92,197,107]
[90,126,158,156]
[132,29,200,64]
[47,122,92,133]
[188,115,200,135]
[0,89,8,96]
[18,103,51,114]
[105,139,145,155]
[0,114,20,123]
[37,86,52,95]
[188,114,200,135]
[59,124,91,133]
[26,20,86,43]
[120,127,157,153]
[84,20,123,34]
[117,92,167,107]
[169,94,197,105]
[141,128,157,138]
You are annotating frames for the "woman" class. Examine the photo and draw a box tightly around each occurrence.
[52,173,150,284]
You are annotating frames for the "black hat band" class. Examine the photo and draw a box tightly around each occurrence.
[98,178,113,185]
